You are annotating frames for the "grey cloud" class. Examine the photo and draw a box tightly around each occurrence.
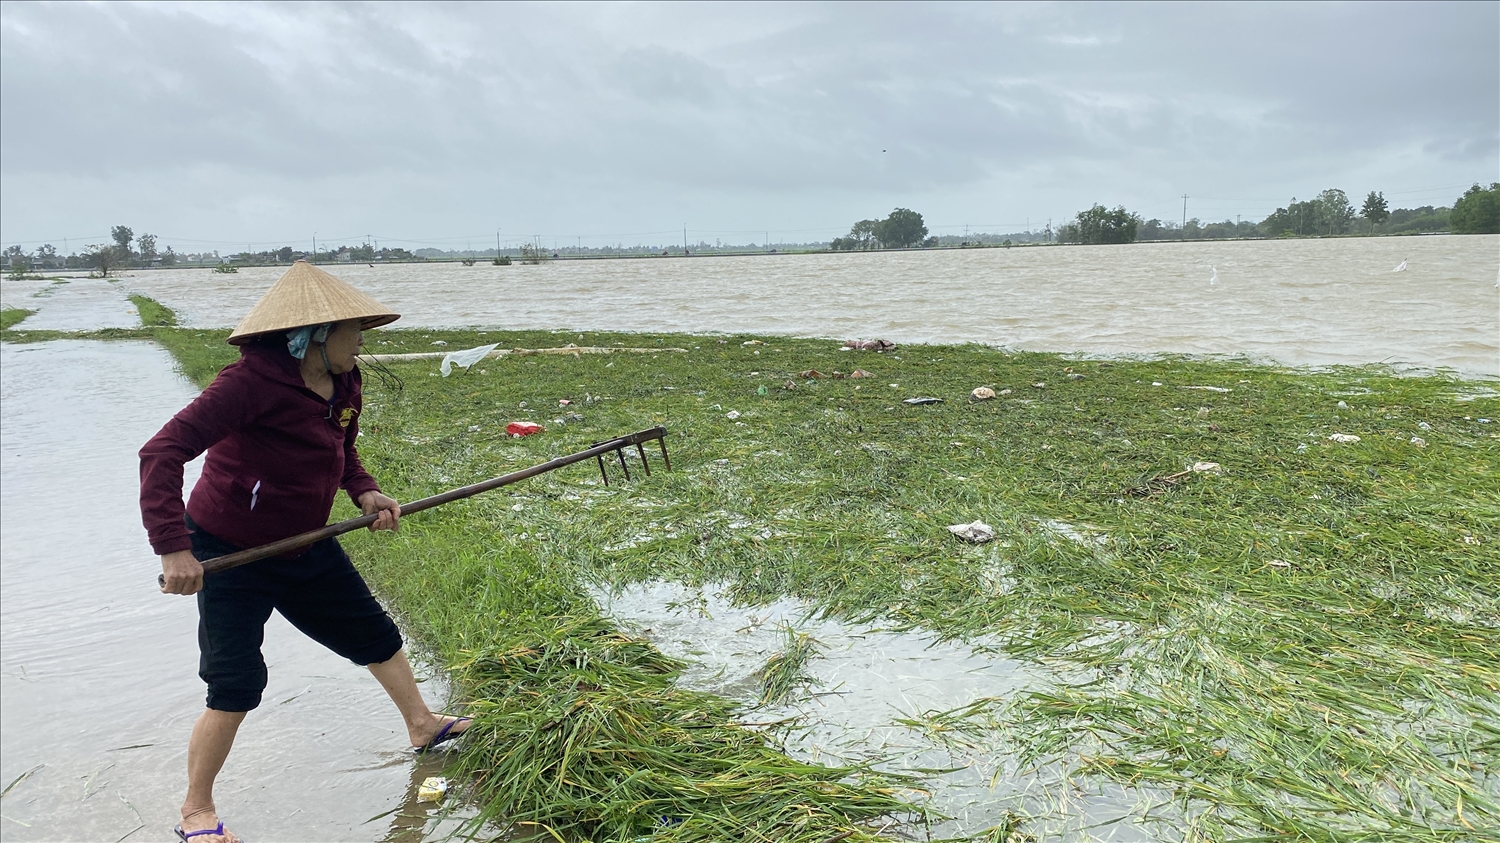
[2,1,1494,246]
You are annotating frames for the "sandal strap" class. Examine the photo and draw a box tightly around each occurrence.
[177,821,226,840]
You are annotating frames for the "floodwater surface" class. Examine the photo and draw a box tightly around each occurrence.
[0,341,466,842]
[101,235,1500,376]
[596,581,1176,841]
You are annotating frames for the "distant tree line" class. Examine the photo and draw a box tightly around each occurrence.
[1060,183,1499,245]
[830,208,931,250]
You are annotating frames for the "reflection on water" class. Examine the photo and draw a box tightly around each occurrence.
[0,341,466,842]
[595,581,1173,841]
[106,235,1499,376]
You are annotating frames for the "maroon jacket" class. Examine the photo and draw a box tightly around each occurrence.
[140,341,381,556]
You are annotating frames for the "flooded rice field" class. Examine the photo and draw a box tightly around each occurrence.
[1,236,1494,841]
[595,582,1173,841]
[0,341,466,842]
[95,235,1500,377]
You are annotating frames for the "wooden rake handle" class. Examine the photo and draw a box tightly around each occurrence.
[158,426,669,586]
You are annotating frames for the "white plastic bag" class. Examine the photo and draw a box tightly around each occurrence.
[440,343,500,377]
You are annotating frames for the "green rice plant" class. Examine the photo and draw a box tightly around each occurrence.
[757,626,822,705]
[0,307,35,330]
[129,294,177,327]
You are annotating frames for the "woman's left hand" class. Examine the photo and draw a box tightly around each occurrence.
[358,491,401,532]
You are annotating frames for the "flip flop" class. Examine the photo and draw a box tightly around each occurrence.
[415,716,472,753]
[174,820,243,843]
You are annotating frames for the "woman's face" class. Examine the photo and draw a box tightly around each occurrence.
[322,319,365,373]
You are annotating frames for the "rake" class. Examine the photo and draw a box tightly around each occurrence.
[157,426,669,586]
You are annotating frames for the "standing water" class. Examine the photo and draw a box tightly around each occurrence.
[116,236,1499,376]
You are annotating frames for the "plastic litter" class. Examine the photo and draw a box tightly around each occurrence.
[947,520,995,543]
[798,369,825,379]
[417,776,448,803]
[1326,433,1361,443]
[1184,385,1232,393]
[726,410,741,420]
[997,388,1012,396]
[440,343,501,377]
[1418,421,1432,430]
[506,421,544,437]
[848,369,873,378]
[903,397,943,405]
[843,339,896,352]
[1191,461,1223,473]
[1337,401,1349,409]
[1410,436,1427,448]
[970,387,996,401]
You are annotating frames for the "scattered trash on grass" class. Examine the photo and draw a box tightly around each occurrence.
[843,339,896,352]
[1183,385,1232,393]
[1191,461,1222,473]
[1418,421,1432,430]
[947,520,996,543]
[742,340,764,346]
[798,369,825,379]
[726,410,741,420]
[970,387,996,401]
[558,399,571,406]
[417,776,448,803]
[431,340,448,346]
[1031,382,1046,388]
[1410,436,1427,448]
[849,369,873,378]
[1267,559,1292,569]
[1327,433,1361,443]
[903,397,944,406]
[998,388,1012,396]
[1067,373,1085,381]
[1337,401,1349,409]
[506,421,544,437]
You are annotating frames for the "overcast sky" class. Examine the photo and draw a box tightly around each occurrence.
[2,1,1496,252]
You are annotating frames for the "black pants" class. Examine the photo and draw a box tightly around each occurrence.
[188,518,404,712]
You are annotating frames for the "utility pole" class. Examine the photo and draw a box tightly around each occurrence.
[312,233,317,259]
[496,230,501,257]
[1181,195,1189,237]
[683,225,687,252]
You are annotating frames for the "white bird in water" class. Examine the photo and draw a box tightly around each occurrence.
[1209,265,1219,285]
[1393,259,1407,272]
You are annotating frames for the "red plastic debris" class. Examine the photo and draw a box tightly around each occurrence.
[506,421,545,437]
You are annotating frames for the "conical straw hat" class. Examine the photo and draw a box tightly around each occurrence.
[227,261,400,345]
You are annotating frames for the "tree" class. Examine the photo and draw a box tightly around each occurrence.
[275,246,295,262]
[1316,189,1355,235]
[1066,204,1140,245]
[160,246,178,266]
[832,219,879,251]
[138,233,158,266]
[875,208,927,248]
[1450,183,1500,234]
[1360,191,1389,233]
[86,243,120,276]
[111,225,134,258]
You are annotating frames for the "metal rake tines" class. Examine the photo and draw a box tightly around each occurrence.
[594,430,671,486]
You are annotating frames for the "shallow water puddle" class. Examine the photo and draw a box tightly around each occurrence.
[0,341,472,842]
[593,581,1174,841]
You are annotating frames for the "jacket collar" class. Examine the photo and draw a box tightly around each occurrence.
[239,339,356,392]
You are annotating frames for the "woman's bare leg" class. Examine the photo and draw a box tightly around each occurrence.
[367,648,468,746]
[181,708,247,840]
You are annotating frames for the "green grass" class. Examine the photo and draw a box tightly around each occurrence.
[1,307,35,330]
[14,312,1500,841]
[129,294,177,327]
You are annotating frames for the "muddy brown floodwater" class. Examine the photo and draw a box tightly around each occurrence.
[0,341,470,842]
[105,235,1500,377]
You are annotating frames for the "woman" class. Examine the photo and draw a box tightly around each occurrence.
[140,261,468,843]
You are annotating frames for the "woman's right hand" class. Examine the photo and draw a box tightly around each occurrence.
[160,550,204,595]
